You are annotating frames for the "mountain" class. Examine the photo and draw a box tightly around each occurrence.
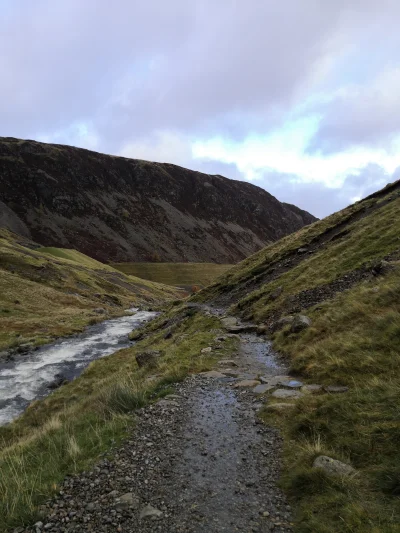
[195,179,400,531]
[0,137,316,264]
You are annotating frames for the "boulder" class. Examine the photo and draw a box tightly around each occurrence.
[271,316,294,332]
[290,315,311,333]
[135,350,161,368]
[313,455,355,477]
[298,247,308,254]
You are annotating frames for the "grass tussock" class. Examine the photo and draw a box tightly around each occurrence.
[0,310,237,531]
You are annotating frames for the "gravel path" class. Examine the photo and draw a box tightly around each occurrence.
[21,331,293,533]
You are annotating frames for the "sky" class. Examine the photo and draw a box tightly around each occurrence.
[1,1,400,218]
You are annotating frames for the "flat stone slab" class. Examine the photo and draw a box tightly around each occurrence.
[271,389,303,399]
[234,379,261,388]
[302,384,323,394]
[324,385,349,393]
[260,375,292,385]
[279,379,304,389]
[253,384,275,394]
[199,371,226,379]
[157,399,180,408]
[221,317,238,328]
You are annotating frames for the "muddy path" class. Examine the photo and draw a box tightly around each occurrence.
[21,318,293,533]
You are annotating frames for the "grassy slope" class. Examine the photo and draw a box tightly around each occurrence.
[0,231,181,352]
[196,182,400,533]
[0,306,237,530]
[112,261,232,288]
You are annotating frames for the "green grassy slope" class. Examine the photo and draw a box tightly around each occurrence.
[0,232,181,352]
[111,261,232,288]
[196,181,400,533]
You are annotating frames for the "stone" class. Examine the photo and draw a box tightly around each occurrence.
[256,325,268,335]
[313,455,355,476]
[227,325,258,334]
[135,350,161,368]
[34,523,44,530]
[93,308,106,314]
[220,368,241,377]
[199,370,226,379]
[279,379,303,389]
[201,347,212,354]
[298,247,308,254]
[324,385,349,393]
[44,525,53,531]
[290,315,311,333]
[234,379,261,388]
[218,359,238,367]
[265,403,295,412]
[221,316,238,328]
[302,384,323,393]
[115,492,140,510]
[271,389,303,399]
[253,384,275,394]
[271,316,294,332]
[139,504,163,520]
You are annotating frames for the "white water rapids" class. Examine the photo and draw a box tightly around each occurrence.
[0,310,156,426]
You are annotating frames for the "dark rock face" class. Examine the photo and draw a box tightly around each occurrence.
[0,137,317,263]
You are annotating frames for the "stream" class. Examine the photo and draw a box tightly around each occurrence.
[0,309,156,426]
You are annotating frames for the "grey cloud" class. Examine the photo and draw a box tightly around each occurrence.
[1,0,393,146]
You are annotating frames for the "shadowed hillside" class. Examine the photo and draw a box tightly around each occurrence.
[0,137,316,264]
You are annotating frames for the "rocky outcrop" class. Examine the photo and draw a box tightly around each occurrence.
[0,137,317,263]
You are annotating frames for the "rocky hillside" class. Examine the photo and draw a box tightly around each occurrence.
[0,137,316,263]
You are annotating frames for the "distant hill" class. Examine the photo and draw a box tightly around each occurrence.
[0,137,316,264]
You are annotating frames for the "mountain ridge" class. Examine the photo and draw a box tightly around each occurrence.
[0,137,316,263]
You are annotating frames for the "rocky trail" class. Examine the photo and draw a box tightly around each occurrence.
[19,314,295,533]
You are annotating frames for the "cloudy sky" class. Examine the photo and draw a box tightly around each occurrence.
[1,0,400,217]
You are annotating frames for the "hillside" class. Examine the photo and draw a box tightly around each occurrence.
[0,229,180,355]
[195,180,400,531]
[0,137,316,264]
